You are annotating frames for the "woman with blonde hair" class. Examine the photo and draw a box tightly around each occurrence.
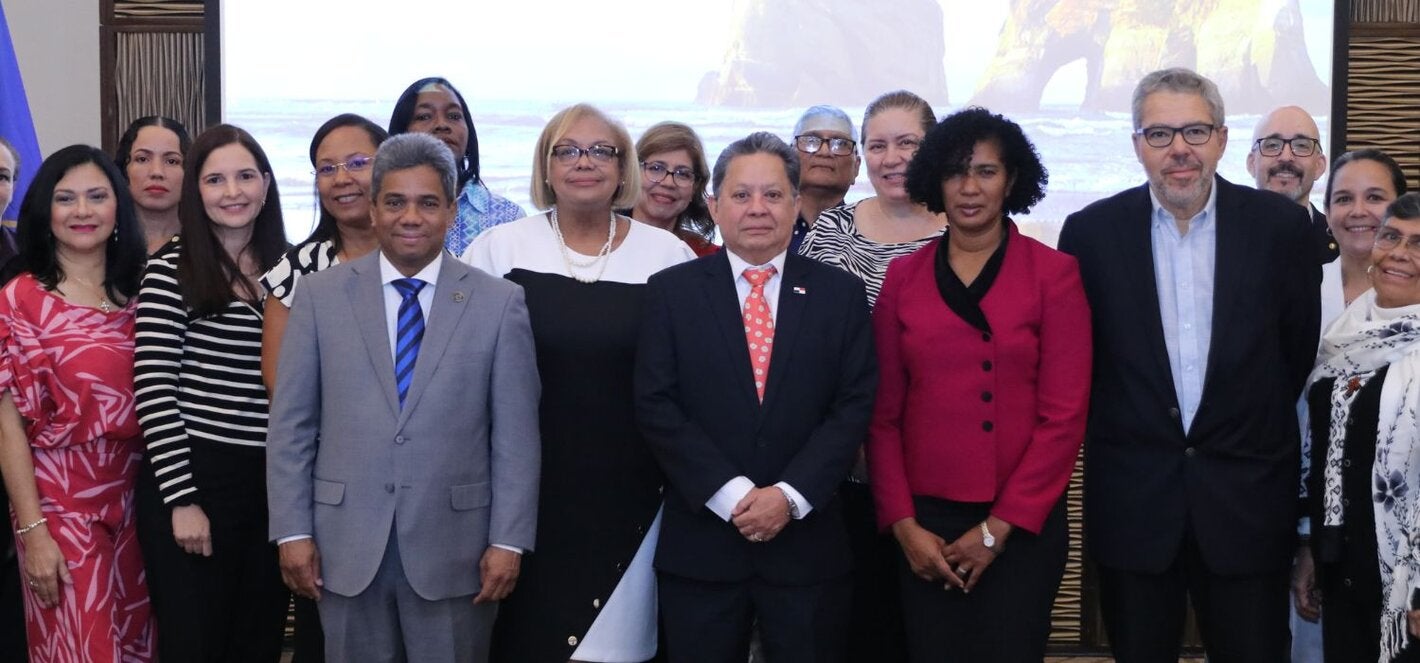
[464,103,693,662]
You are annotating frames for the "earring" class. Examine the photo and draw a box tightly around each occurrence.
[111,228,119,243]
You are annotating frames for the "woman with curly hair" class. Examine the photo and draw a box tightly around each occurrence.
[867,107,1092,661]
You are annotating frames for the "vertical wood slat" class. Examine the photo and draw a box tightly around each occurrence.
[1345,36,1420,192]
[113,31,206,143]
[1351,0,1420,23]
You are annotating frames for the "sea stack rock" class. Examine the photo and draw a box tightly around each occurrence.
[696,0,950,107]
[971,0,1328,115]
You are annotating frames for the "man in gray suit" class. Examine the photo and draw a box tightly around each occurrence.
[267,132,540,662]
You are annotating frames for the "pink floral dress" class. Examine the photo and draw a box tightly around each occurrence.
[0,273,154,662]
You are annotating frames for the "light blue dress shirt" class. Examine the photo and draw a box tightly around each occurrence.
[1150,184,1218,434]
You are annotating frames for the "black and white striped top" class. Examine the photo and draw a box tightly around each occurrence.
[133,239,270,506]
[798,201,941,308]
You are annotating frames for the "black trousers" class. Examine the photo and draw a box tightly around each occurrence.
[1318,559,1420,663]
[0,517,25,661]
[840,481,907,662]
[1097,527,1289,663]
[137,448,289,662]
[292,595,326,662]
[897,496,1067,663]
[659,571,850,663]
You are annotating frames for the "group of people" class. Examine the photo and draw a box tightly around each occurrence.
[0,65,1414,663]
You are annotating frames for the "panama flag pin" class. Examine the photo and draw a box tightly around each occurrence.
[792,286,807,295]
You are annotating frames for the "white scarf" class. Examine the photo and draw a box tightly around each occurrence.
[1304,290,1420,663]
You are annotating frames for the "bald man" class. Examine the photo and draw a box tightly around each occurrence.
[1246,106,1336,263]
[1249,106,1329,663]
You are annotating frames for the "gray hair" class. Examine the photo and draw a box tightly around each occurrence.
[1387,192,1420,223]
[1131,67,1226,130]
[711,132,801,196]
[793,105,858,143]
[371,132,458,202]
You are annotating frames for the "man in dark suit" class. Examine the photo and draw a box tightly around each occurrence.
[1246,105,1337,264]
[1057,68,1321,663]
[1247,104,1332,663]
[635,131,876,663]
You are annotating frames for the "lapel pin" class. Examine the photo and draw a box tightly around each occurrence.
[453,292,466,303]
[792,286,807,295]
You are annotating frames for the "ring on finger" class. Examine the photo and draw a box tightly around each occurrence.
[956,565,969,576]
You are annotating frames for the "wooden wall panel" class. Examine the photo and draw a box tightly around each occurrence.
[114,32,206,144]
[1345,36,1420,192]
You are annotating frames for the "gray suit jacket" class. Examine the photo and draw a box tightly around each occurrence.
[267,251,540,600]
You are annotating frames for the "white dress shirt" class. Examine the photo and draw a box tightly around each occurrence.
[282,253,519,553]
[706,249,812,521]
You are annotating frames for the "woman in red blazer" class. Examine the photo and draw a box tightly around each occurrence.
[868,107,1092,661]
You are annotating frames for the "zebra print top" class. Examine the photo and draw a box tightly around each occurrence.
[798,201,941,308]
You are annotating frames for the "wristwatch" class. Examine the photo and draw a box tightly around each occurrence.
[980,522,997,552]
[779,487,801,519]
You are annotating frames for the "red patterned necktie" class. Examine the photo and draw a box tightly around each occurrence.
[742,266,777,402]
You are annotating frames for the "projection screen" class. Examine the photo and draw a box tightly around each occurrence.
[223,0,1336,246]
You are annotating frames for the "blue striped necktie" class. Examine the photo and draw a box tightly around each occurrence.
[392,278,426,409]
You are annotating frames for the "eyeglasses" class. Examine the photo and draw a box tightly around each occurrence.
[311,155,374,178]
[1135,124,1217,148]
[1254,136,1319,158]
[794,135,856,156]
[641,161,696,186]
[1374,227,1420,257]
[551,144,618,165]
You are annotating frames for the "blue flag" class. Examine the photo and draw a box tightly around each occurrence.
[0,2,43,223]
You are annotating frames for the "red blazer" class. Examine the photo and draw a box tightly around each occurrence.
[868,224,1091,534]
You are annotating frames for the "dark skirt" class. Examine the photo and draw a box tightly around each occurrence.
[896,496,1067,663]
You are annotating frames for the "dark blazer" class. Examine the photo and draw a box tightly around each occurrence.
[1311,204,1339,264]
[1057,176,1320,576]
[635,250,876,585]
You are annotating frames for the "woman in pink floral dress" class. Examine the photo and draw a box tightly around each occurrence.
[0,145,153,662]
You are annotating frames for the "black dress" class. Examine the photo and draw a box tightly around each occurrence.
[470,215,694,663]
[1307,367,1420,663]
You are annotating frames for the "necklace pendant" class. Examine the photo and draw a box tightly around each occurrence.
[1346,376,1363,395]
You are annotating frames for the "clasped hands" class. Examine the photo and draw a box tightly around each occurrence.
[732,486,791,543]
[892,517,1009,593]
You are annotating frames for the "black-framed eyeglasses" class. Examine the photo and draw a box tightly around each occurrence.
[1135,124,1217,148]
[794,135,856,156]
[1375,227,1420,257]
[1254,136,1319,158]
[641,161,696,186]
[551,144,619,164]
[311,155,374,178]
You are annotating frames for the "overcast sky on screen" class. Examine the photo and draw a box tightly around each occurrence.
[224,1,1333,107]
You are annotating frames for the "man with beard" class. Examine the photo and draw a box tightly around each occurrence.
[1057,68,1320,662]
[1248,105,1333,663]
[1247,106,1336,264]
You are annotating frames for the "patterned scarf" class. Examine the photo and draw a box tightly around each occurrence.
[1304,290,1420,662]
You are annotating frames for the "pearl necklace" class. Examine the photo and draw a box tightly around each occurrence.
[550,207,616,284]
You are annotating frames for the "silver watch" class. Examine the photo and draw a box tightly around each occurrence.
[780,488,801,519]
[980,522,997,551]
